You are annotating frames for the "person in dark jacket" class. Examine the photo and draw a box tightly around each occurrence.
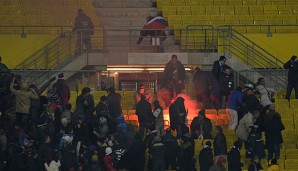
[38,135,54,170]
[74,87,94,117]
[0,56,8,73]
[53,73,70,108]
[161,128,178,170]
[283,55,298,99]
[150,136,165,171]
[246,126,266,160]
[177,135,195,171]
[128,133,146,171]
[169,97,187,139]
[193,67,212,108]
[190,109,213,139]
[226,87,246,130]
[95,95,109,119]
[73,9,94,55]
[136,95,155,139]
[227,140,243,171]
[163,55,185,98]
[241,85,260,119]
[212,55,226,80]
[264,104,285,160]
[248,155,263,171]
[213,126,227,165]
[219,67,233,109]
[199,140,213,171]
[106,87,122,134]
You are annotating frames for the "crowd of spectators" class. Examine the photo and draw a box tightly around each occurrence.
[0,54,286,171]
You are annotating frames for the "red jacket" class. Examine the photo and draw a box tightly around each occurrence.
[104,155,116,171]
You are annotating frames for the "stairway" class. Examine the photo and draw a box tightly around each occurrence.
[94,0,180,53]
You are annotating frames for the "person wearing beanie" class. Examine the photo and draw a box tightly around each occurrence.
[104,147,116,171]
[284,55,298,99]
[212,55,227,80]
[89,154,102,171]
[227,140,243,171]
[53,73,70,107]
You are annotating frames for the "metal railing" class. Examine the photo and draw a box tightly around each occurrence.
[10,26,291,89]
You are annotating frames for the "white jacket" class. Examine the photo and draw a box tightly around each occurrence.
[256,85,274,107]
[45,160,61,171]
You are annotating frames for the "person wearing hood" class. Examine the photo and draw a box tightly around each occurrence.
[169,97,187,139]
[199,140,213,171]
[10,76,39,131]
[53,73,70,108]
[226,87,246,130]
[227,140,243,171]
[73,8,94,55]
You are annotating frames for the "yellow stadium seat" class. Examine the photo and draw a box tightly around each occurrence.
[243,0,257,6]
[268,15,283,25]
[169,19,183,28]
[286,149,298,159]
[213,0,228,6]
[176,6,191,15]
[283,136,297,149]
[275,99,290,109]
[220,6,235,15]
[205,6,220,15]
[199,0,214,6]
[249,6,264,15]
[235,6,249,15]
[279,5,294,15]
[183,19,198,26]
[239,15,254,25]
[191,6,206,15]
[128,110,136,116]
[26,15,42,25]
[290,99,298,109]
[11,16,26,26]
[64,0,78,6]
[253,15,268,25]
[285,159,298,170]
[264,5,278,15]
[228,0,243,5]
[185,0,200,6]
[171,0,186,6]
[225,15,240,24]
[286,0,298,5]
[272,0,286,5]
[217,114,229,128]
[257,0,271,5]
[20,0,36,6]
[128,114,139,126]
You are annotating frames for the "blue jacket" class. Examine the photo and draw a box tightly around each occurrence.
[227,90,245,111]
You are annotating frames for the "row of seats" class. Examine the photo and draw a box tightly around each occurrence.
[157,0,298,8]
[162,5,298,16]
[0,0,92,6]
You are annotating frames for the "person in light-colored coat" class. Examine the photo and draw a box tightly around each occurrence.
[236,110,260,142]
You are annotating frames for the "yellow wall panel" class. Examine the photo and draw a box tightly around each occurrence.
[0,35,56,69]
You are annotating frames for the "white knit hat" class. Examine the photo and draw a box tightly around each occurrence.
[105,147,112,155]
